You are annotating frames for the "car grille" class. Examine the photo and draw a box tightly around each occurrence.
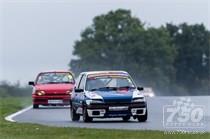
[44,93,68,96]
[104,98,131,104]
[87,102,146,109]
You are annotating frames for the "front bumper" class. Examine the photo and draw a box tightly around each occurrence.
[32,95,70,105]
[85,102,147,118]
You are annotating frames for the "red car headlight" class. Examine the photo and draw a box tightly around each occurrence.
[35,90,45,96]
[66,90,72,95]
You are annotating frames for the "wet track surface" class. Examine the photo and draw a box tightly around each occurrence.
[13,96,210,132]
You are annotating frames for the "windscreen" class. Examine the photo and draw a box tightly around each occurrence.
[36,72,74,84]
[85,75,135,91]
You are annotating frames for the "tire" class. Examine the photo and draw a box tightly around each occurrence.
[137,110,147,122]
[83,107,92,122]
[70,107,80,121]
[33,104,39,109]
[122,116,130,122]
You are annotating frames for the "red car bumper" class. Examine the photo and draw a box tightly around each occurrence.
[32,95,70,105]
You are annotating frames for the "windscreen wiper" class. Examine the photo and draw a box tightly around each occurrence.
[61,81,74,84]
[90,87,117,91]
[44,82,58,84]
[118,86,135,89]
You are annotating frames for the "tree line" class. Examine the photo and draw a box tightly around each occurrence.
[0,81,31,97]
[69,9,210,95]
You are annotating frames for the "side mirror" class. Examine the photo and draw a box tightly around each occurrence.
[28,81,35,86]
[74,88,84,93]
[137,87,144,91]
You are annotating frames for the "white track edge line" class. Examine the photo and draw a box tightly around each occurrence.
[4,105,32,122]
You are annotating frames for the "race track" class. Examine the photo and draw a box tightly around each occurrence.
[11,96,210,132]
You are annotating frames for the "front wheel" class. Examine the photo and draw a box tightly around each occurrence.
[122,116,130,122]
[83,107,92,122]
[137,110,147,122]
[33,104,39,109]
[70,107,80,121]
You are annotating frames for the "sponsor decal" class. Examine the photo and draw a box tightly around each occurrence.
[163,97,205,129]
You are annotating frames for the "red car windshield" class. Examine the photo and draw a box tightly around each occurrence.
[36,72,74,84]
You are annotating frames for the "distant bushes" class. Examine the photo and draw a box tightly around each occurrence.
[0,81,32,97]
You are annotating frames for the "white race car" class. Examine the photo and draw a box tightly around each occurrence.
[142,87,155,97]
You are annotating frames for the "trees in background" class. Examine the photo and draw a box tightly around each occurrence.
[166,23,210,94]
[69,9,210,95]
[0,81,31,97]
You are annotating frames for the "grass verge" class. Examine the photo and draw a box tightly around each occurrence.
[0,97,209,139]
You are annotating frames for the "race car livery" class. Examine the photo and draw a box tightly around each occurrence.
[70,71,147,122]
[29,71,75,108]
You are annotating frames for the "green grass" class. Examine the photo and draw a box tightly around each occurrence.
[0,97,209,139]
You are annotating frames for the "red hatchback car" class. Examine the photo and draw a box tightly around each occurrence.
[28,71,75,109]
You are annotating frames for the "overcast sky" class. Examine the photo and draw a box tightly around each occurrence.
[0,0,209,85]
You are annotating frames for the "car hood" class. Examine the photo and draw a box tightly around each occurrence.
[35,84,74,92]
[94,89,134,103]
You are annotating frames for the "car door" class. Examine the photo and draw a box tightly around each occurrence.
[73,74,86,111]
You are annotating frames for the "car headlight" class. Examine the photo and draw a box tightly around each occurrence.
[86,99,103,105]
[36,91,45,96]
[148,93,155,97]
[132,97,145,102]
[66,90,72,95]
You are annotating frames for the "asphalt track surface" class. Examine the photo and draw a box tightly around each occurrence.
[12,96,210,132]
